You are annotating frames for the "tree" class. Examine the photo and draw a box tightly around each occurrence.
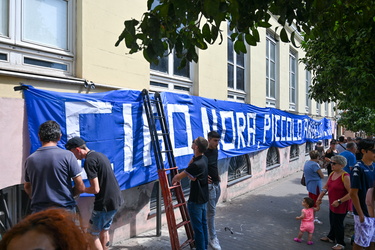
[338,108,375,136]
[301,0,375,109]
[115,0,375,109]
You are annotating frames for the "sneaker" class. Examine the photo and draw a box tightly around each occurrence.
[314,218,323,224]
[209,237,221,250]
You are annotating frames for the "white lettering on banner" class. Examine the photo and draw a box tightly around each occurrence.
[286,117,293,141]
[303,118,309,139]
[274,115,281,141]
[212,109,218,132]
[220,111,235,150]
[167,104,193,156]
[263,114,271,143]
[247,113,256,147]
[122,104,134,172]
[236,112,246,148]
[201,107,210,139]
[65,101,113,139]
[65,101,113,177]
[142,107,152,167]
[281,116,287,141]
[296,119,303,140]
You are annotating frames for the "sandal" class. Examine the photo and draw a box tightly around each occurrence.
[293,238,302,243]
[332,244,345,250]
[307,241,314,245]
[320,236,334,243]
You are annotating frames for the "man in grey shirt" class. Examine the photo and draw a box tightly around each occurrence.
[24,120,85,213]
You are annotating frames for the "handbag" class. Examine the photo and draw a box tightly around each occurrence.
[300,173,306,186]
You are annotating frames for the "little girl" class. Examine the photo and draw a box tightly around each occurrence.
[294,197,320,245]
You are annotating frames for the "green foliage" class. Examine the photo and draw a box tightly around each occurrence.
[301,0,375,109]
[115,0,311,64]
[115,0,375,111]
[338,108,375,135]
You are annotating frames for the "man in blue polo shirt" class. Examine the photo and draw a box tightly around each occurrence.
[350,139,375,249]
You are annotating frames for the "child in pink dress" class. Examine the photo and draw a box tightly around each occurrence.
[294,197,321,245]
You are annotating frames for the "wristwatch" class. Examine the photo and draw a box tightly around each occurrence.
[338,199,342,204]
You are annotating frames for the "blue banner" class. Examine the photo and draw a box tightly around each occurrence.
[23,85,332,190]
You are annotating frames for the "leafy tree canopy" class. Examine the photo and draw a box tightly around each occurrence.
[115,0,375,109]
[338,107,375,135]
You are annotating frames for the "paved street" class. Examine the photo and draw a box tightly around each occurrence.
[111,170,354,249]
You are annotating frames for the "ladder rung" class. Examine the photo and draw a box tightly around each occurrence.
[176,220,190,229]
[180,238,194,249]
[161,150,173,153]
[164,167,178,171]
[169,184,180,190]
[173,202,187,209]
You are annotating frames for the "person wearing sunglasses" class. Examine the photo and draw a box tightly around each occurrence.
[317,155,350,250]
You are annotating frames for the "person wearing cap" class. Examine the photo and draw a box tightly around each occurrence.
[65,136,123,250]
[24,120,85,213]
[172,136,209,250]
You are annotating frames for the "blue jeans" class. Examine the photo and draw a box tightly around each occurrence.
[207,183,221,240]
[188,201,208,250]
[88,209,117,236]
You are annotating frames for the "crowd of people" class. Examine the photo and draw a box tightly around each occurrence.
[0,119,373,250]
[0,120,222,250]
[299,136,375,250]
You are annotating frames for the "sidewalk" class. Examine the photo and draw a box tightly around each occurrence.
[111,170,354,249]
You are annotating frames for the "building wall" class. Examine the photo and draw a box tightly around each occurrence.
[0,0,333,244]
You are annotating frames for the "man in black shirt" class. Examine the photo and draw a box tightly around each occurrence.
[172,136,209,250]
[66,137,123,250]
[205,131,221,250]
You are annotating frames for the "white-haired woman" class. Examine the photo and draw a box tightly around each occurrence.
[317,155,350,250]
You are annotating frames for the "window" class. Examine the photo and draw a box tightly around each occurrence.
[266,32,278,107]
[227,24,246,102]
[266,147,280,169]
[228,154,251,182]
[0,0,75,76]
[150,51,193,93]
[289,144,300,161]
[305,70,311,113]
[316,101,320,115]
[305,142,313,154]
[324,102,328,116]
[289,50,297,111]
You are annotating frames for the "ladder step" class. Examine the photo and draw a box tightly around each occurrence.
[176,220,190,229]
[169,184,181,190]
[173,202,187,209]
[180,238,195,249]
[164,167,178,171]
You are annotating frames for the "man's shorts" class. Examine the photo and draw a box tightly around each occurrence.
[88,209,117,236]
[353,215,375,247]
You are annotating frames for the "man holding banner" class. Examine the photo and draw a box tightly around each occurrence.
[24,120,85,213]
[172,137,209,250]
[65,137,123,250]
